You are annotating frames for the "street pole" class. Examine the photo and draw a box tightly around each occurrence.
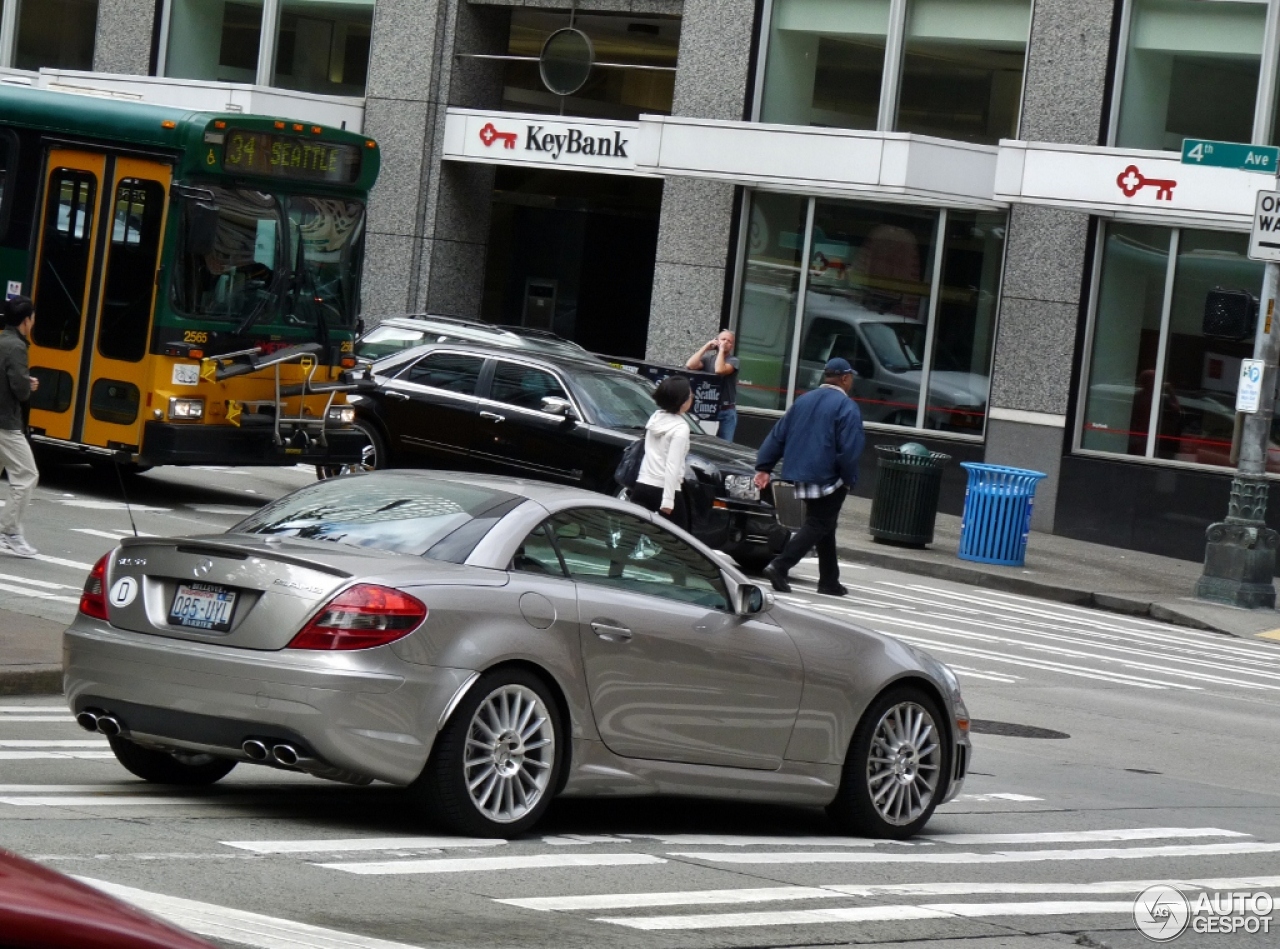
[1196,259,1280,608]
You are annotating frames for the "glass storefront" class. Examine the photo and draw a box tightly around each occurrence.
[734,192,1004,435]
[757,0,1030,145]
[502,11,680,120]
[164,0,373,94]
[1080,222,1269,469]
[13,0,98,71]
[1113,0,1266,151]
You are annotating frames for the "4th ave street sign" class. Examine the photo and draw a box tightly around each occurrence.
[1182,138,1280,173]
[1249,191,1280,262]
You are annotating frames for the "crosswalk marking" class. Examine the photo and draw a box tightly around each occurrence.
[626,835,877,847]
[224,837,507,854]
[952,792,1042,803]
[318,854,666,875]
[671,840,1280,865]
[71,528,155,540]
[922,827,1248,845]
[0,716,76,722]
[0,740,106,747]
[501,886,839,912]
[596,899,1139,930]
[0,751,117,760]
[79,877,429,949]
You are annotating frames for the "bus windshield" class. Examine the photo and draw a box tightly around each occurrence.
[171,184,365,331]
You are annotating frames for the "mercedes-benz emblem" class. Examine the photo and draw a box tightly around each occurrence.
[194,559,213,578]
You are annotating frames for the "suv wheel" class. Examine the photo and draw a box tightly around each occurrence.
[317,418,387,480]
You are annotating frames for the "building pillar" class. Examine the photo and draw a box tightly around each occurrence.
[362,0,506,322]
[92,0,156,75]
[984,0,1115,531]
[644,0,753,365]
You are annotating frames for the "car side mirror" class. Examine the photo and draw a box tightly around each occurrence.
[541,396,577,419]
[738,583,769,615]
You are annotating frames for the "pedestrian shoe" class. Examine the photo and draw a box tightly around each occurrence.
[816,582,848,597]
[0,534,37,559]
[762,562,791,594]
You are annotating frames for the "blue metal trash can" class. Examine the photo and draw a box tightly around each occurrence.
[957,463,1047,567]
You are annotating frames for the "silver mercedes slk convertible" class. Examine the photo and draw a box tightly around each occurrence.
[64,470,971,839]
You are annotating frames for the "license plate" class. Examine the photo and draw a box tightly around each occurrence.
[169,583,237,632]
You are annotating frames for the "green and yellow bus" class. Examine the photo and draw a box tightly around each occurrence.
[0,85,380,470]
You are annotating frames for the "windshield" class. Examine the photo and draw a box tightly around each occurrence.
[570,370,706,434]
[171,185,365,331]
[862,321,924,372]
[231,474,520,559]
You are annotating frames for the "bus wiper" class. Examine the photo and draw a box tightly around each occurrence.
[233,268,287,339]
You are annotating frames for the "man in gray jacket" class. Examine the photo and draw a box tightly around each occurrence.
[0,296,39,558]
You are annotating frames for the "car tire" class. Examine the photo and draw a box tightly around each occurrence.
[316,418,387,480]
[826,686,949,839]
[107,736,237,786]
[728,547,774,572]
[414,669,562,838]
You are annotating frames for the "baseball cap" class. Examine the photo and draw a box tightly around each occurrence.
[824,357,853,375]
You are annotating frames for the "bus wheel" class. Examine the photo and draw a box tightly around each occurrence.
[317,418,386,480]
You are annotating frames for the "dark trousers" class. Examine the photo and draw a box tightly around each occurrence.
[771,488,847,587]
[630,483,690,532]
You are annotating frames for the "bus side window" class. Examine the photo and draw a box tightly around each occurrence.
[98,178,165,363]
[32,169,96,352]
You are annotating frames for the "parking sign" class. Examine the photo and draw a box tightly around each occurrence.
[1238,359,1265,413]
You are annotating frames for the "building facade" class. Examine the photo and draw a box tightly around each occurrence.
[3,0,1280,564]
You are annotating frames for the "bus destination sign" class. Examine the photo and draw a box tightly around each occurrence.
[222,129,361,183]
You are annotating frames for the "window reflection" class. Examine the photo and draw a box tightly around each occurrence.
[14,0,98,71]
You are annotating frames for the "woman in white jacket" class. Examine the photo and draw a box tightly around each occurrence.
[630,376,693,530]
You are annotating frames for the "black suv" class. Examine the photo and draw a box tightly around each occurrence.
[329,342,786,568]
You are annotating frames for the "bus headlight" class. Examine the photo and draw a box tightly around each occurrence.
[168,397,205,421]
[327,406,356,424]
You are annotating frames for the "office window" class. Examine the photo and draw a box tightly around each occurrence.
[735,192,1004,436]
[13,0,98,71]
[166,0,263,83]
[1114,0,1266,151]
[274,0,373,96]
[1080,223,1268,469]
[757,0,1030,145]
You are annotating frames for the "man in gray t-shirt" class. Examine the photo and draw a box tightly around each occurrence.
[686,330,739,442]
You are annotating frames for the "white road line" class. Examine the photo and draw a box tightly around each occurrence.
[0,751,116,759]
[921,828,1248,845]
[0,582,80,604]
[953,793,1043,803]
[597,900,1137,930]
[71,528,155,540]
[949,668,1021,684]
[670,841,1280,865]
[0,740,106,747]
[319,854,666,875]
[501,886,839,912]
[627,835,878,847]
[78,876,429,949]
[503,875,1280,914]
[0,705,69,711]
[33,553,96,570]
[0,715,77,722]
[0,572,79,590]
[224,837,507,854]
[0,796,187,805]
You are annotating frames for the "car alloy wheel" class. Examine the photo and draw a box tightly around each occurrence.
[464,684,556,824]
[415,668,562,837]
[316,418,387,480]
[827,686,948,838]
[864,699,942,826]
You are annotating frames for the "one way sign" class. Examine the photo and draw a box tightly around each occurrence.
[1249,191,1280,262]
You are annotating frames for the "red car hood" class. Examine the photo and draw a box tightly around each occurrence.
[0,849,215,949]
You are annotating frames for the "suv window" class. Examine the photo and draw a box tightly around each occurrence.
[397,352,485,394]
[490,361,569,411]
[544,508,729,611]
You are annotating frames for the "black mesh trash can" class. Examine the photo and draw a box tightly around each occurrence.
[868,444,951,547]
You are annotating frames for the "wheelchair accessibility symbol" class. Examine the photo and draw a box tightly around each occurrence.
[1237,358,1265,413]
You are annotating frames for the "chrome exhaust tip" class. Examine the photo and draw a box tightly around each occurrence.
[95,715,122,738]
[75,711,100,733]
[241,740,269,761]
[271,744,299,766]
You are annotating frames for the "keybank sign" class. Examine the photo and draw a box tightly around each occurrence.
[443,109,648,176]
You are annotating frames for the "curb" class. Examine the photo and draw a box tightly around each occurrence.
[835,544,1236,637]
[0,666,63,696]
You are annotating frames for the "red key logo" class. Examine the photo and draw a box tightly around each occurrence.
[1117,164,1176,201]
[479,122,518,150]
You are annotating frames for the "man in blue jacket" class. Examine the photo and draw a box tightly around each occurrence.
[753,357,865,596]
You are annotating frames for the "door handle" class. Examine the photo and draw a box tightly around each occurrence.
[590,621,633,642]
[480,411,506,423]
[385,390,411,401]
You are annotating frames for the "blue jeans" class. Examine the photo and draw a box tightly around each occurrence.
[715,406,738,442]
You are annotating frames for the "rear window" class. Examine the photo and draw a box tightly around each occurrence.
[355,324,429,359]
[230,474,522,559]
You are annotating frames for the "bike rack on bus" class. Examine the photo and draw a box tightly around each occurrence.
[201,343,375,451]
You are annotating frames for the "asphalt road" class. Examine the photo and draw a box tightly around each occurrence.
[3,461,1279,949]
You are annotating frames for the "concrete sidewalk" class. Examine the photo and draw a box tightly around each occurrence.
[0,610,64,696]
[834,493,1280,639]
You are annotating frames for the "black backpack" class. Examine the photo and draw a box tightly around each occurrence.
[614,438,645,489]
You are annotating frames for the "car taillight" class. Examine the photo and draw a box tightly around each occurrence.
[80,553,110,620]
[287,584,426,650]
